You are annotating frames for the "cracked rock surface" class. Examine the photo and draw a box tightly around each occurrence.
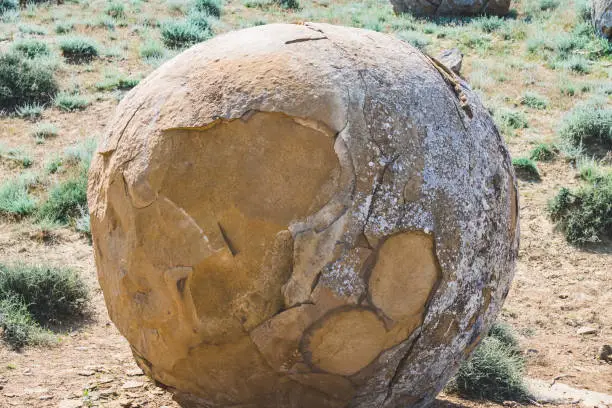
[593,0,612,39]
[88,23,519,408]
[389,0,511,16]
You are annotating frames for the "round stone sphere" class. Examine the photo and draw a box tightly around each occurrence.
[88,23,519,408]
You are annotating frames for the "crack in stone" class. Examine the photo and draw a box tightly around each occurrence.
[285,36,328,44]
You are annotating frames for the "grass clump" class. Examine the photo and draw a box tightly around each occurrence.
[54,92,89,111]
[538,0,559,11]
[0,296,50,349]
[0,145,33,168]
[161,20,210,49]
[397,30,430,50]
[520,92,548,109]
[18,23,47,35]
[529,143,556,161]
[447,322,528,402]
[37,174,88,224]
[559,105,612,150]
[0,0,17,15]
[10,39,51,59]
[55,21,74,34]
[139,39,166,60]
[59,36,100,63]
[31,122,58,142]
[0,263,89,349]
[274,0,299,9]
[512,157,540,180]
[193,0,222,17]
[105,1,125,18]
[15,103,44,119]
[549,176,612,244]
[0,176,37,218]
[496,109,528,131]
[0,52,58,113]
[95,72,140,91]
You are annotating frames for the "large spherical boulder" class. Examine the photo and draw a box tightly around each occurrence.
[88,23,519,408]
[593,0,612,39]
[389,0,511,16]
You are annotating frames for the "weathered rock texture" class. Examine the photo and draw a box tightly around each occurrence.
[88,23,519,408]
[389,0,511,16]
[593,0,612,39]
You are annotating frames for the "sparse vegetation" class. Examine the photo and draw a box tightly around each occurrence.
[0,52,58,113]
[520,91,548,109]
[549,175,612,245]
[10,39,51,59]
[559,104,612,150]
[512,157,540,180]
[31,122,58,142]
[105,1,126,19]
[193,0,223,17]
[54,92,89,111]
[15,103,44,119]
[0,0,17,15]
[59,36,100,63]
[447,322,529,402]
[161,20,210,49]
[529,143,556,161]
[0,175,37,218]
[0,263,88,348]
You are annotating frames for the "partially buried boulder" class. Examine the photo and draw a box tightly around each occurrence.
[593,0,612,39]
[88,23,519,408]
[389,0,511,16]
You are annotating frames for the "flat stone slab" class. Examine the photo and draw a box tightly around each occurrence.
[527,378,612,407]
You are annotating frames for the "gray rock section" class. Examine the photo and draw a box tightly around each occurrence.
[89,23,518,408]
[438,48,463,75]
[592,0,612,39]
[389,0,511,16]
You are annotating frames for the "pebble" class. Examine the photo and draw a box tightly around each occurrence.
[121,380,144,390]
[598,344,612,362]
[58,400,82,408]
[126,368,144,377]
[77,370,96,377]
[577,327,598,335]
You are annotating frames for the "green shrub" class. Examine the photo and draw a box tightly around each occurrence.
[549,177,612,244]
[31,122,58,142]
[105,1,125,18]
[0,0,17,15]
[193,0,222,17]
[55,92,89,111]
[0,263,88,325]
[520,92,548,109]
[559,105,611,150]
[448,333,528,402]
[95,73,140,91]
[274,0,299,9]
[0,176,37,218]
[0,52,58,112]
[512,157,540,180]
[488,322,521,355]
[161,20,209,49]
[37,173,88,224]
[529,143,556,161]
[474,16,505,33]
[15,103,44,119]
[0,296,51,349]
[18,24,47,35]
[496,109,528,130]
[559,56,591,74]
[187,9,212,30]
[0,145,33,168]
[577,158,608,184]
[139,39,166,59]
[397,30,430,50]
[59,36,100,63]
[55,21,74,34]
[10,39,51,59]
[538,0,559,10]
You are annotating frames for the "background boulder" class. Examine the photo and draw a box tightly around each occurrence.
[389,0,511,16]
[592,0,612,39]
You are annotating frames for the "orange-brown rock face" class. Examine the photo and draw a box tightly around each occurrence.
[88,23,519,408]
